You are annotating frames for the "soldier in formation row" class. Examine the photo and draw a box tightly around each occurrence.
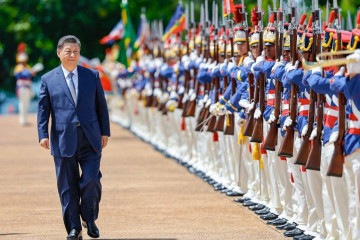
[105,1,360,240]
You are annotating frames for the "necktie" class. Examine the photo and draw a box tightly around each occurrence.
[68,72,76,103]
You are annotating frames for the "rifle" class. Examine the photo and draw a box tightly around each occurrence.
[177,33,185,110]
[195,14,211,132]
[250,4,265,143]
[264,9,284,151]
[186,23,202,117]
[327,2,345,177]
[224,19,235,136]
[145,71,155,108]
[305,3,323,171]
[243,72,256,136]
[182,19,195,117]
[241,5,255,137]
[278,1,298,157]
[295,11,318,165]
[207,28,219,132]
[214,24,228,132]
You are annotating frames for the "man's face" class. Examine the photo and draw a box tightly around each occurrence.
[264,44,275,59]
[57,43,80,71]
[251,45,259,58]
[236,42,247,56]
[283,50,291,62]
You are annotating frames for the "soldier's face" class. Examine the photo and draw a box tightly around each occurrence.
[237,43,247,55]
[219,54,224,63]
[251,45,259,58]
[283,50,291,62]
[264,44,275,59]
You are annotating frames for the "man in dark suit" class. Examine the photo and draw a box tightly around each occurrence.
[37,35,110,240]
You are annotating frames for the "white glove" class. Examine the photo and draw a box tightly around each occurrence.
[161,92,170,103]
[255,50,265,65]
[145,86,153,96]
[282,117,292,130]
[346,49,360,74]
[254,108,262,119]
[198,100,205,109]
[329,131,339,143]
[334,66,345,77]
[189,91,197,101]
[267,112,276,123]
[31,63,44,73]
[153,88,162,98]
[271,60,284,74]
[250,63,256,74]
[202,94,209,103]
[301,124,308,137]
[217,105,226,116]
[181,55,189,63]
[178,85,185,94]
[247,101,255,113]
[183,60,190,70]
[169,91,178,100]
[311,66,322,75]
[238,99,250,109]
[182,93,188,103]
[205,98,212,108]
[209,103,218,115]
[243,52,255,67]
[309,127,317,140]
[166,99,178,111]
[285,60,299,73]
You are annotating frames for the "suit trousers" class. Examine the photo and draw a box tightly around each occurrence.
[54,126,102,233]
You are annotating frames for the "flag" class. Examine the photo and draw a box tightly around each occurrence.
[134,12,150,48]
[117,0,137,68]
[99,20,124,45]
[223,0,235,17]
[161,3,185,42]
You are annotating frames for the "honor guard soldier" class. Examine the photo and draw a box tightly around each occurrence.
[328,26,360,240]
[13,43,43,126]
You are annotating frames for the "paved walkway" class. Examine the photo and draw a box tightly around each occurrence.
[0,114,286,239]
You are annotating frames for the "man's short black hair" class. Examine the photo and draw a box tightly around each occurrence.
[57,35,81,50]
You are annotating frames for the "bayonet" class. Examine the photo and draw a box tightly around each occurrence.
[347,10,353,30]
[326,0,329,26]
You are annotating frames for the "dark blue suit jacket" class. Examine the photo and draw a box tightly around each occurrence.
[37,65,110,157]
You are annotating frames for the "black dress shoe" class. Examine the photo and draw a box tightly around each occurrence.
[207,179,216,185]
[220,188,228,193]
[226,190,244,197]
[284,228,304,237]
[267,218,287,226]
[249,204,265,211]
[83,221,99,238]
[255,208,270,215]
[214,184,226,191]
[294,234,315,240]
[260,213,278,220]
[243,200,257,207]
[234,197,250,203]
[277,222,297,230]
[67,229,82,240]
